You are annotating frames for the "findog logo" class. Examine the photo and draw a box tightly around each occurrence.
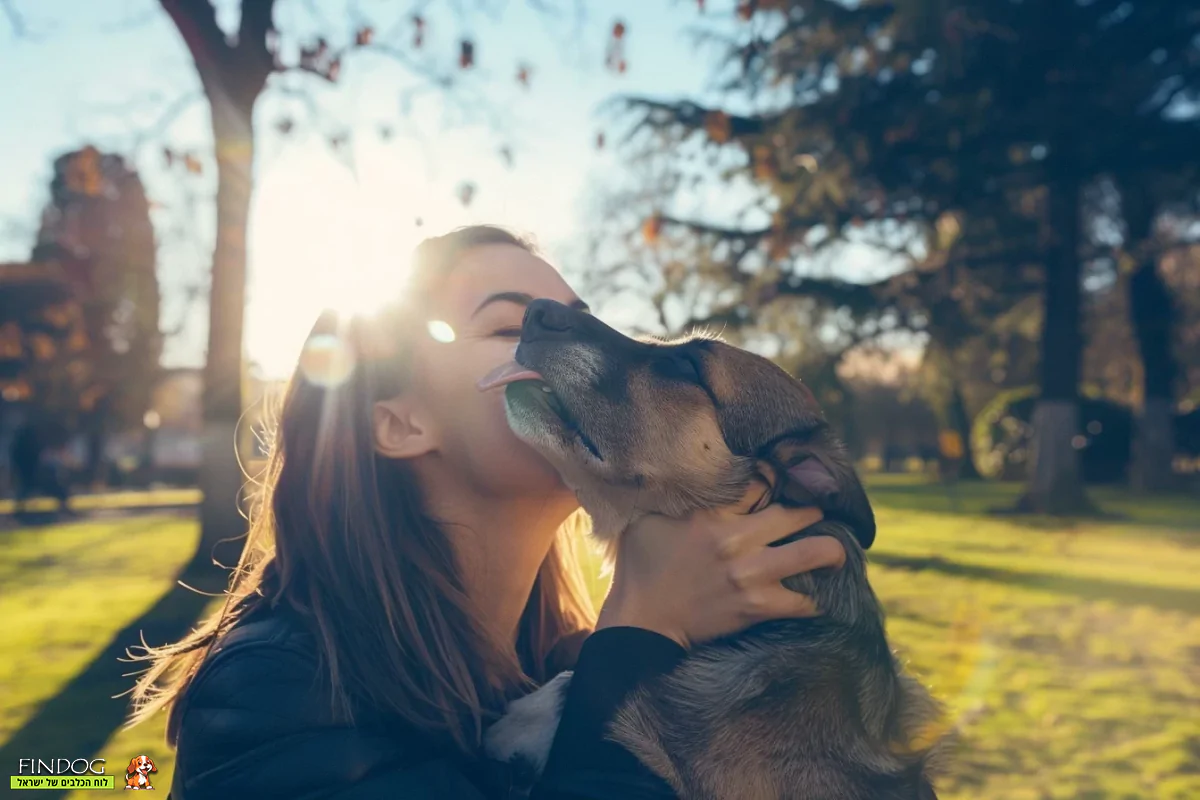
[10,757,112,791]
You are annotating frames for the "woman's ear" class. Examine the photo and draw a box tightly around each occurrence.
[373,395,439,459]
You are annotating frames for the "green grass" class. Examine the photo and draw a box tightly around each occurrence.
[0,488,201,515]
[1,479,1197,798]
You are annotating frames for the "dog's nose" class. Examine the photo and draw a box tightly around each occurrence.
[522,299,575,343]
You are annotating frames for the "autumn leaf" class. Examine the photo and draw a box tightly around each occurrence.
[182,154,203,175]
[767,234,790,261]
[30,333,57,361]
[65,147,104,196]
[517,63,532,87]
[327,58,341,81]
[704,110,732,144]
[355,26,374,47]
[642,214,663,244]
[752,144,775,180]
[460,40,475,69]
[605,26,627,73]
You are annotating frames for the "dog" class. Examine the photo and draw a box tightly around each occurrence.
[481,299,947,799]
[124,755,157,790]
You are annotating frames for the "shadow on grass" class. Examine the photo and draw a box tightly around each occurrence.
[870,552,1200,613]
[0,574,213,799]
[866,476,1200,534]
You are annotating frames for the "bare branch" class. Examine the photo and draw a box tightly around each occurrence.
[129,92,205,155]
[158,0,232,83]
[98,5,162,34]
[238,0,274,49]
[1,0,27,37]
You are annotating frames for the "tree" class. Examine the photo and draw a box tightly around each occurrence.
[1117,176,1200,491]
[608,0,1199,512]
[31,146,162,486]
[145,0,593,588]
[5,0,614,586]
[0,262,92,436]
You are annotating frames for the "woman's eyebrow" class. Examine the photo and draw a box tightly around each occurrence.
[470,291,590,318]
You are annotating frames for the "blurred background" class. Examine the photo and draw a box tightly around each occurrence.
[1,1,1198,798]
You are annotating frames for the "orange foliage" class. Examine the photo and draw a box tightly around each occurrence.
[705,111,732,144]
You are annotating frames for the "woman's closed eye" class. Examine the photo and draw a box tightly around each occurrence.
[491,326,522,338]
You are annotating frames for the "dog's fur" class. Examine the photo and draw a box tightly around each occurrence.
[483,300,948,799]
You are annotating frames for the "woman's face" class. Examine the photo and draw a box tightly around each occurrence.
[385,243,587,503]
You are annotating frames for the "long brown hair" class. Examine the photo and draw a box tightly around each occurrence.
[127,226,596,753]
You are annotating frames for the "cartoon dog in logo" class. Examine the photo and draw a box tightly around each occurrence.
[124,755,156,790]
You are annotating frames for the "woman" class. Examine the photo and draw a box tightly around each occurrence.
[129,226,846,799]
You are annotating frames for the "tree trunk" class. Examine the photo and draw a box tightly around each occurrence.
[1127,243,1178,493]
[83,406,107,489]
[1017,176,1093,514]
[947,382,981,480]
[188,96,255,590]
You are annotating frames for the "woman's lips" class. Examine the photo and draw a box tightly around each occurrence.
[477,360,545,391]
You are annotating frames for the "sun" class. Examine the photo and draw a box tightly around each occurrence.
[244,145,432,378]
[242,129,576,379]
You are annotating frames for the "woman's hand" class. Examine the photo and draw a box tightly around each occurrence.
[595,503,846,649]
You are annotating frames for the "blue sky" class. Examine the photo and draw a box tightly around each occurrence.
[0,0,728,377]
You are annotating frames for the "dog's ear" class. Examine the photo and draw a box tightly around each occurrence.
[147,758,157,773]
[125,759,139,775]
[701,343,827,456]
[772,435,876,550]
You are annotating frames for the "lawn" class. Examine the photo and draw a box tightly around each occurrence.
[1,477,1197,799]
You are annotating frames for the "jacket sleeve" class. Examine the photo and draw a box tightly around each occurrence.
[172,627,685,800]
[532,627,684,799]
[171,640,489,800]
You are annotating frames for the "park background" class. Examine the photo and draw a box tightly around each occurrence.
[1,1,1198,798]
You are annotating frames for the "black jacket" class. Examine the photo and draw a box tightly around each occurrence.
[168,604,685,799]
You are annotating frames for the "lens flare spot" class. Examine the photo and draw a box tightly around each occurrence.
[427,320,456,343]
[299,333,356,388]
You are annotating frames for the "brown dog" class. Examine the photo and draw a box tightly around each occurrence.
[124,755,157,790]
[482,300,947,799]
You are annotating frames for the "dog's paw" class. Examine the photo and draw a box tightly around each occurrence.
[484,671,573,776]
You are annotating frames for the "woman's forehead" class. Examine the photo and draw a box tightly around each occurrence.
[438,244,580,317]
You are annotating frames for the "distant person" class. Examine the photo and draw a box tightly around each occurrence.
[41,435,73,513]
[9,421,73,516]
[9,422,42,513]
[129,226,847,798]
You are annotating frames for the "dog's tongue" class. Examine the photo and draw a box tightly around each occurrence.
[477,360,545,391]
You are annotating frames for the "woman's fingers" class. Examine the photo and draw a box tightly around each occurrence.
[772,534,846,577]
[730,534,846,592]
[743,585,820,623]
[723,502,825,551]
